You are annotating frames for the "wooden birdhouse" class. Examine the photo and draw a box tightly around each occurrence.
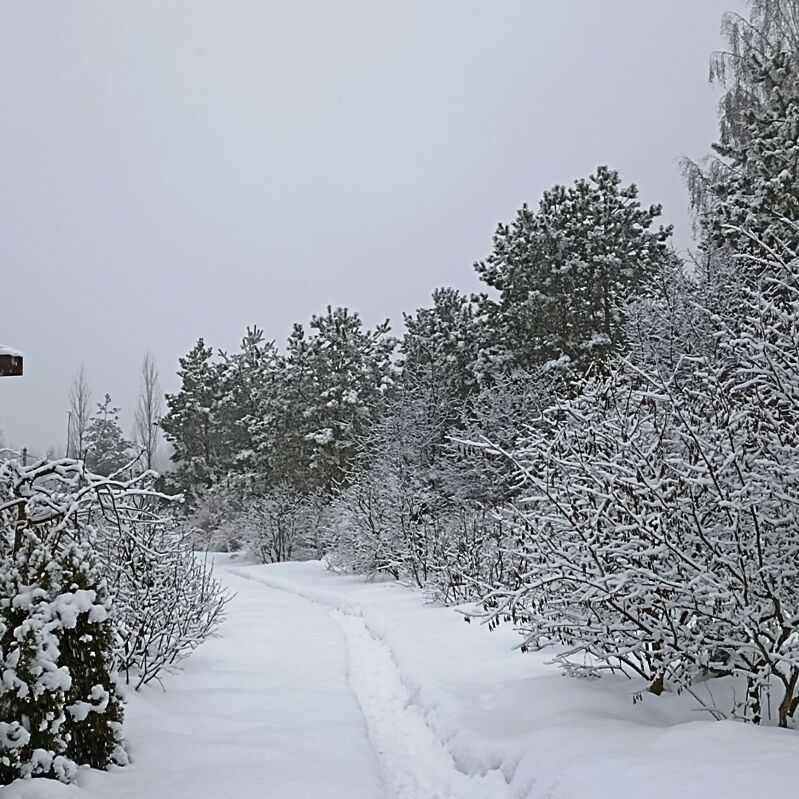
[0,346,23,377]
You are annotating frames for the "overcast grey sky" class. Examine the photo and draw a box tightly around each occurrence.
[1,0,745,453]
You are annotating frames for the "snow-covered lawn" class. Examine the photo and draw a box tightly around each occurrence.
[6,556,799,798]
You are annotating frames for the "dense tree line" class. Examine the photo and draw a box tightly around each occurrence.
[161,165,669,562]
[156,1,799,729]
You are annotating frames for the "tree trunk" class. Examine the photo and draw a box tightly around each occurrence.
[778,670,798,728]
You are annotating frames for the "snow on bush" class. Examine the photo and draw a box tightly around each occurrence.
[186,490,245,552]
[103,513,230,690]
[243,484,320,564]
[427,507,513,604]
[322,402,452,586]
[0,457,229,785]
[480,247,799,726]
[0,527,122,782]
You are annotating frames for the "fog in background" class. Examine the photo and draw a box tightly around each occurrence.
[0,0,744,454]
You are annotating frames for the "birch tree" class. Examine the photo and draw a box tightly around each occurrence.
[67,366,91,460]
[133,353,163,472]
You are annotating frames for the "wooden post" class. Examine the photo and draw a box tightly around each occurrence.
[3,347,27,553]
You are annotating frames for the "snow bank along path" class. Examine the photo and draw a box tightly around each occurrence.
[6,556,799,799]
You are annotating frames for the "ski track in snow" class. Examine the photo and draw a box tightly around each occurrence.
[331,610,513,799]
[232,567,513,799]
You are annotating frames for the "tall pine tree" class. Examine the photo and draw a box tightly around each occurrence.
[161,339,224,496]
[475,166,671,375]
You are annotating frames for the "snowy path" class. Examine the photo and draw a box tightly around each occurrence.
[4,559,387,799]
[229,568,512,799]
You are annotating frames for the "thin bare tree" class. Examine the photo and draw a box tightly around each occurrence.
[133,352,163,471]
[67,365,92,460]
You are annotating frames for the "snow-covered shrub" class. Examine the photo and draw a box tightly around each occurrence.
[422,373,554,603]
[481,365,691,690]
[99,511,230,690]
[442,371,553,506]
[322,371,548,593]
[187,490,243,552]
[428,507,514,604]
[483,247,799,726]
[65,465,230,691]
[323,476,409,580]
[57,540,125,769]
[0,530,72,784]
[0,527,123,782]
[0,456,228,785]
[244,485,318,564]
[324,446,451,586]
[0,458,138,784]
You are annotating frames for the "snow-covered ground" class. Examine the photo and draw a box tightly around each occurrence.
[5,556,799,799]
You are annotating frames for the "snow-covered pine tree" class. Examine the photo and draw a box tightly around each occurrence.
[285,307,395,496]
[161,339,225,497]
[85,394,132,477]
[395,288,485,496]
[475,166,672,375]
[265,322,317,493]
[216,326,281,486]
[401,287,483,413]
